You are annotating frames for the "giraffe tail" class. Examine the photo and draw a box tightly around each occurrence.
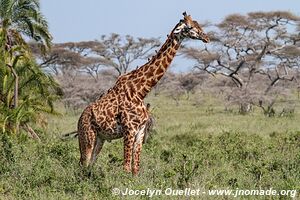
[61,130,78,140]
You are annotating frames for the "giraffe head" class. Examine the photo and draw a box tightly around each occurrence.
[173,12,210,43]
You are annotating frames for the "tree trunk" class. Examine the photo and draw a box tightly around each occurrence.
[6,64,18,108]
[239,103,252,115]
[6,64,19,134]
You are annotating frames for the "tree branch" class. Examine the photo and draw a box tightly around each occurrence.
[21,123,41,141]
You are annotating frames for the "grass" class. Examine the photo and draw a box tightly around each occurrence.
[0,95,300,199]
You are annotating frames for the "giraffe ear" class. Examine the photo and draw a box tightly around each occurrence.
[183,11,187,17]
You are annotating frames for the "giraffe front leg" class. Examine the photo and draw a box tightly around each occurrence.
[132,125,146,175]
[90,136,105,165]
[123,129,135,173]
[132,142,143,175]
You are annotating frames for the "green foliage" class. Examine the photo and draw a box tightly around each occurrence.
[0,57,60,134]
[175,154,199,189]
[0,0,58,135]
[0,96,299,199]
[0,0,52,50]
[0,133,15,173]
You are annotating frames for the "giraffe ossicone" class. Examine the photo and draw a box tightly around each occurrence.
[77,12,210,175]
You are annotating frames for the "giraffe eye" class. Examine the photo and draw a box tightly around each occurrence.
[185,25,193,31]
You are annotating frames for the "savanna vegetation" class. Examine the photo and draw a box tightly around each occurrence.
[0,0,300,199]
[1,96,300,199]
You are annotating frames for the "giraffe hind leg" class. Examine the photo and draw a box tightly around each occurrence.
[78,125,97,168]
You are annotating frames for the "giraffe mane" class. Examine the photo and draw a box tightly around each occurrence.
[192,20,204,31]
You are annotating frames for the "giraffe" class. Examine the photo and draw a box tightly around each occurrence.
[77,12,210,175]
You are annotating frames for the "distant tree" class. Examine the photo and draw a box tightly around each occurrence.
[155,72,185,105]
[33,35,160,77]
[178,72,208,99]
[31,41,118,109]
[31,41,104,76]
[31,35,161,108]
[96,34,161,76]
[184,11,300,114]
[58,69,117,109]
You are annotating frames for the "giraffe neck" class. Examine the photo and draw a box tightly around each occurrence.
[129,33,183,99]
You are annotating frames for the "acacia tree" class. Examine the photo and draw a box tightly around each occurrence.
[97,34,161,76]
[31,41,118,108]
[33,34,161,76]
[184,11,300,114]
[32,41,107,77]
[32,34,161,108]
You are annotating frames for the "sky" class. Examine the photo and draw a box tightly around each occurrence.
[40,0,300,43]
[40,0,300,72]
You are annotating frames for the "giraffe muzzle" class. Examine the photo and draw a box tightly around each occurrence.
[200,33,210,43]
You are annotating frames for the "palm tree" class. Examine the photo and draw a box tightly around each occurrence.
[0,0,52,108]
[0,0,59,137]
[0,0,52,51]
[0,58,61,136]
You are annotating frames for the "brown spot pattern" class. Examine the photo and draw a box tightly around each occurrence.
[77,12,208,175]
